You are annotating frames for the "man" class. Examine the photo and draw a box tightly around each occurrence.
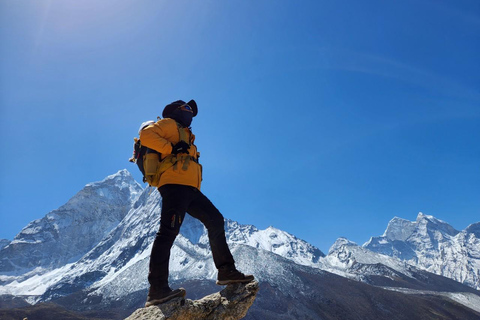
[140,99,254,307]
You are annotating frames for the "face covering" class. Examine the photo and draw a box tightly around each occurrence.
[170,108,193,127]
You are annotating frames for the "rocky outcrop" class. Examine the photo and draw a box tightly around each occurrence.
[125,281,259,320]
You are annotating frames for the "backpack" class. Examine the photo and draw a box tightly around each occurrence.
[129,119,191,187]
[129,121,158,185]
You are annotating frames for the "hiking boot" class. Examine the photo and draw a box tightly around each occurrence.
[145,286,186,307]
[216,265,255,285]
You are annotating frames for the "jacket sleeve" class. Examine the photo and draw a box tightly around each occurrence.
[139,121,174,154]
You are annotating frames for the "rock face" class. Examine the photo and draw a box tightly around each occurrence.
[125,281,259,320]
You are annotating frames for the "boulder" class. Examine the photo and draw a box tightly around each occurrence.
[125,281,259,320]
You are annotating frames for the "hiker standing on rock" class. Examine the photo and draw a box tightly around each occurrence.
[139,100,254,307]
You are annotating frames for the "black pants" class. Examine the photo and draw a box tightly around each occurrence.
[148,184,235,287]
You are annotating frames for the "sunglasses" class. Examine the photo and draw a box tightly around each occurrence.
[178,104,193,113]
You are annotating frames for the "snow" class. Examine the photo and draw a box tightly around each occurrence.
[91,240,153,290]
[10,239,43,245]
[382,287,480,313]
[1,170,478,310]
[85,169,143,203]
[322,237,413,279]
[223,220,324,268]
[0,263,75,297]
[382,216,416,241]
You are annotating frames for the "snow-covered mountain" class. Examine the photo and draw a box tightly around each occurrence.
[0,170,142,276]
[364,213,480,290]
[0,170,324,304]
[322,237,415,282]
[0,170,479,319]
[321,236,480,301]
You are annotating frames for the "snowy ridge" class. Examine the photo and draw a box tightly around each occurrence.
[383,287,480,314]
[382,216,417,241]
[321,237,414,281]
[85,169,142,203]
[225,220,324,267]
[364,212,480,290]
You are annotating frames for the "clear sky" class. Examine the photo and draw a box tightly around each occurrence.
[1,0,479,252]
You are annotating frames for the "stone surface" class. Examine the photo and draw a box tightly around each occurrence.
[125,281,259,320]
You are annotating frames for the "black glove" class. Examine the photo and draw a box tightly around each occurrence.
[171,141,190,155]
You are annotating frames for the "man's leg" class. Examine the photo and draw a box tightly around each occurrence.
[187,190,235,269]
[148,185,188,290]
[187,190,254,285]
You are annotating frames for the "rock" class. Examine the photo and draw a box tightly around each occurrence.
[125,281,259,320]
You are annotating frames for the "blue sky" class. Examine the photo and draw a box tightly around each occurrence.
[1,0,479,252]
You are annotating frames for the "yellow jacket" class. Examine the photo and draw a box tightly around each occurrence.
[139,118,202,189]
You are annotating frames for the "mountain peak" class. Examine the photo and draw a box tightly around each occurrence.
[86,169,138,187]
[364,213,479,290]
[416,211,427,219]
[415,212,459,236]
[382,213,459,242]
[383,216,416,241]
[84,169,142,203]
[465,222,480,237]
[328,237,358,254]
[0,170,144,273]
[416,212,438,223]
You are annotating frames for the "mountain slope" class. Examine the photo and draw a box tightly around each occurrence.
[12,244,479,320]
[322,237,480,295]
[182,216,325,268]
[0,240,8,252]
[364,212,480,290]
[0,170,142,276]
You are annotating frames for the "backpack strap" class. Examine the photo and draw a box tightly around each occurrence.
[176,122,190,145]
[182,155,190,171]
[174,121,196,171]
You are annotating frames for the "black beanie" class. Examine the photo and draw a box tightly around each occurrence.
[162,99,198,118]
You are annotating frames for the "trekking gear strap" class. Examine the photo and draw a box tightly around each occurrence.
[176,122,190,145]
[182,156,190,171]
[175,122,193,171]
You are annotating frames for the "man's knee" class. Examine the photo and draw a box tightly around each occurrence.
[157,219,182,241]
[159,208,185,234]
[154,227,178,248]
[157,226,179,238]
